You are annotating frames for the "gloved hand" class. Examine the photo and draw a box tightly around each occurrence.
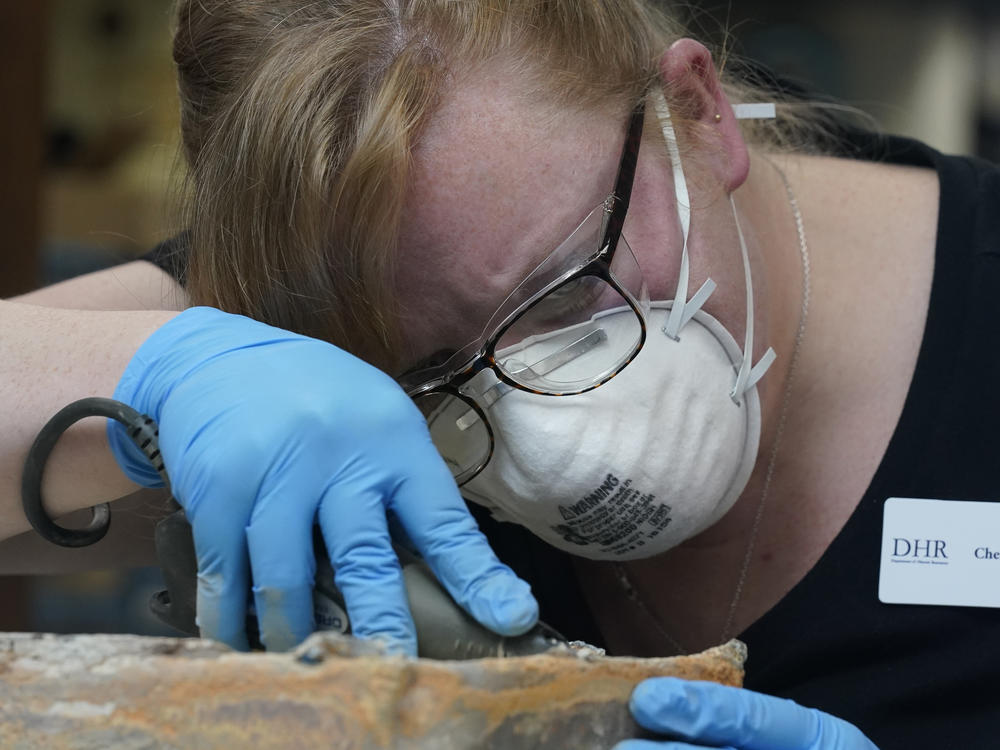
[108,306,538,654]
[613,678,879,750]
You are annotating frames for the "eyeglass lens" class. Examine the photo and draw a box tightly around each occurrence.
[414,390,491,485]
[494,215,647,393]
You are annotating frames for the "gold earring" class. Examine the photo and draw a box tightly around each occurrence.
[714,113,722,123]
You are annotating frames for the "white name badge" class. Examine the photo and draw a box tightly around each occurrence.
[879,497,1000,608]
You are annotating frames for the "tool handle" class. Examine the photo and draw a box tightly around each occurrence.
[151,508,564,658]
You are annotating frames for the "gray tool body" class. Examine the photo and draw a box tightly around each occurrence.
[150,507,566,658]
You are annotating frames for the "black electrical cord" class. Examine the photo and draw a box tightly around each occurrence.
[21,397,169,548]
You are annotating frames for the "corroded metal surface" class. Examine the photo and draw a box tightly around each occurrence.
[0,632,745,749]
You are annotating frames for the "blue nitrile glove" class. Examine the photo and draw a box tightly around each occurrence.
[108,306,538,654]
[613,678,879,750]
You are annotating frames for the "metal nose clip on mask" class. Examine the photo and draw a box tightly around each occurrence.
[461,95,779,561]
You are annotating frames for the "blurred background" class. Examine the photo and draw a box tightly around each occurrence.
[1,0,999,636]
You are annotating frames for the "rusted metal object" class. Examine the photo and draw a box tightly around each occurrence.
[0,632,745,749]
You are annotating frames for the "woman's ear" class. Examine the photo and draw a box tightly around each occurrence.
[658,38,749,192]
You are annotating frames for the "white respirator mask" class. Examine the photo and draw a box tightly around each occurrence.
[460,95,777,560]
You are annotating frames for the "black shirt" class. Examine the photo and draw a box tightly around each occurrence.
[146,131,1000,749]
[735,134,1000,749]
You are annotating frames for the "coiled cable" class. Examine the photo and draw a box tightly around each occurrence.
[21,397,169,547]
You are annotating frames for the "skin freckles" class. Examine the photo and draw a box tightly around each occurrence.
[395,74,622,364]
[392,65,770,379]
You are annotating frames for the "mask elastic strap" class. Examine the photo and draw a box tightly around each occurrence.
[653,97,778,340]
[653,91,777,400]
[729,193,776,403]
[653,90,698,341]
[728,103,778,402]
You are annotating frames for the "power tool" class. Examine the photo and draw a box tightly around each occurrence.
[21,397,566,658]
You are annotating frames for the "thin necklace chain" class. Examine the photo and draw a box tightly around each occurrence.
[614,160,811,653]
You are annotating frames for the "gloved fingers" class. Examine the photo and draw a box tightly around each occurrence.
[385,508,420,559]
[629,678,823,750]
[386,445,539,637]
[245,488,318,652]
[317,481,416,656]
[189,502,254,652]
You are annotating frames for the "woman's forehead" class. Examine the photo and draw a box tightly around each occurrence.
[395,71,624,356]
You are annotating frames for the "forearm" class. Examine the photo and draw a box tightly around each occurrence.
[13,261,188,311]
[0,299,178,541]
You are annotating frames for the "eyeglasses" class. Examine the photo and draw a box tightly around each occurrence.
[400,99,651,485]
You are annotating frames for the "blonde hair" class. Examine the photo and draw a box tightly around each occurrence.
[174,0,822,372]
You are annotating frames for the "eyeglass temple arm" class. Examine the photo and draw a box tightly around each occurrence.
[600,101,646,259]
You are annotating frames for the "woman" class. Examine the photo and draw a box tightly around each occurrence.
[3,1,997,747]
